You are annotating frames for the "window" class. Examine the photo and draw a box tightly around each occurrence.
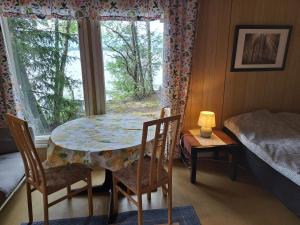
[2,17,164,143]
[100,20,163,117]
[2,18,84,136]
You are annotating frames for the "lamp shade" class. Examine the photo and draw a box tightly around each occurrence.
[198,111,216,128]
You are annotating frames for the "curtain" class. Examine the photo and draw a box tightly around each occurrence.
[0,0,164,20]
[0,23,18,127]
[0,1,199,156]
[162,1,198,157]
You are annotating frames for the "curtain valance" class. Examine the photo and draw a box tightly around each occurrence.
[0,0,165,20]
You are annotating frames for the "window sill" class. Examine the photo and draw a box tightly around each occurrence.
[35,135,49,149]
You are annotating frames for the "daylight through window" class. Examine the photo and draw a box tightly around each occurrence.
[101,20,163,117]
[1,17,164,139]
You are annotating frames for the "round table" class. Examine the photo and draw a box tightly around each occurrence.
[46,113,156,222]
[46,113,155,171]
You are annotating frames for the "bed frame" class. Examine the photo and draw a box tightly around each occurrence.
[223,127,300,218]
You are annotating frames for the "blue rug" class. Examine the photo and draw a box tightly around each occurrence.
[21,206,201,225]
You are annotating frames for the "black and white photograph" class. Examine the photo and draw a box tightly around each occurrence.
[231,25,292,71]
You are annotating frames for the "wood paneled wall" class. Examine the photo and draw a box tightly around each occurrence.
[184,0,300,129]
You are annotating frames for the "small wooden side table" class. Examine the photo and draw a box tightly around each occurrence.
[181,129,240,184]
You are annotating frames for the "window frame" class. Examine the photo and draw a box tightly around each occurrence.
[1,17,163,148]
[1,17,107,147]
[78,19,106,116]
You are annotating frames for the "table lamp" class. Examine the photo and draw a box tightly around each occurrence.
[198,111,216,138]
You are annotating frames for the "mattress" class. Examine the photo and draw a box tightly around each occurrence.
[224,110,300,186]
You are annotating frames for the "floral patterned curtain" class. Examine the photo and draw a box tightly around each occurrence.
[162,0,198,157]
[0,0,164,20]
[0,23,17,127]
[162,0,198,114]
[0,0,199,156]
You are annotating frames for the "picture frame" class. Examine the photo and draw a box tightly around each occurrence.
[231,25,292,72]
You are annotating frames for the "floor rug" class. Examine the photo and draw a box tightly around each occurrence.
[21,205,201,225]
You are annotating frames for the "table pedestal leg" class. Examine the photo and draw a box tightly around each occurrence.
[91,169,112,193]
[75,169,115,222]
[93,170,116,223]
[108,189,117,224]
[77,169,112,194]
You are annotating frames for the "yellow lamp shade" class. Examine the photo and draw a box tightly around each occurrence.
[198,111,216,128]
[198,111,216,138]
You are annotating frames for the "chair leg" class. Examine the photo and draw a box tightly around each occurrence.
[26,182,33,224]
[147,192,151,200]
[87,174,93,216]
[112,176,119,214]
[43,194,49,225]
[67,185,72,199]
[137,194,143,225]
[167,182,172,225]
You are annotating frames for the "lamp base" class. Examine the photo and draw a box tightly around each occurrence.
[200,127,212,138]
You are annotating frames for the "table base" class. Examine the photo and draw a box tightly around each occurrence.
[93,169,113,193]
[75,169,115,223]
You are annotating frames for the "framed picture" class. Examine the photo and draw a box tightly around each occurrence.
[231,25,292,72]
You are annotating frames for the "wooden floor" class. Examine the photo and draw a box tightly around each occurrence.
[0,159,299,225]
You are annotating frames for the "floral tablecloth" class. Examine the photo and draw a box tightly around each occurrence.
[45,114,155,171]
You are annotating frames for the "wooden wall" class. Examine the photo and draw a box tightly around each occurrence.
[184,0,300,129]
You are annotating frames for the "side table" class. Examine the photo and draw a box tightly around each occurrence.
[181,129,240,184]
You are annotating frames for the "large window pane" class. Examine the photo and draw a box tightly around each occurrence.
[100,20,163,117]
[4,18,85,135]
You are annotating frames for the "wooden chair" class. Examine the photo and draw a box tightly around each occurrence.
[145,106,171,199]
[5,114,93,225]
[160,107,171,119]
[112,115,181,225]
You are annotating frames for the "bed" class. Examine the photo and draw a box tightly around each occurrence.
[224,110,300,217]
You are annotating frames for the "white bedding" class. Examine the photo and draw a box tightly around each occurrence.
[224,110,300,186]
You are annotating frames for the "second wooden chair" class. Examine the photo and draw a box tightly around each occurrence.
[112,115,181,225]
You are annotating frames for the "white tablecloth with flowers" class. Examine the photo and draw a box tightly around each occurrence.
[45,114,155,171]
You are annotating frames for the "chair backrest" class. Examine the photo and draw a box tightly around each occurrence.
[160,107,171,119]
[5,113,45,188]
[137,115,181,193]
[159,107,171,154]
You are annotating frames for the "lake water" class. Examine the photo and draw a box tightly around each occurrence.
[66,50,163,101]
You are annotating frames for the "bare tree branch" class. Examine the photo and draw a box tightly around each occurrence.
[102,24,133,52]
[105,43,134,80]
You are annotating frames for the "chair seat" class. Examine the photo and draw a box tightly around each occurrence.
[113,157,169,193]
[44,164,91,194]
